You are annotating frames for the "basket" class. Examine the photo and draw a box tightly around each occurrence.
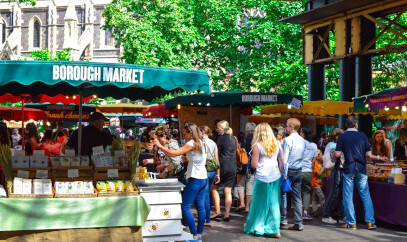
[97,186,139,197]
[7,187,53,198]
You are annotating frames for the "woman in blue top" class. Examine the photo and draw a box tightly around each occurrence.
[244,123,285,238]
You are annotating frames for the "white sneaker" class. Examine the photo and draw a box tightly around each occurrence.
[281,219,288,225]
[338,218,346,224]
[322,217,337,224]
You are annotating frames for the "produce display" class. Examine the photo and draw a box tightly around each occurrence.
[367,163,407,184]
[129,140,141,180]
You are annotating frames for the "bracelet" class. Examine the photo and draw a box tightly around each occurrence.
[377,155,380,160]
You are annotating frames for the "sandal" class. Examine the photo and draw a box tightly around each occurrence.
[210,213,222,220]
[341,223,357,230]
[236,207,245,212]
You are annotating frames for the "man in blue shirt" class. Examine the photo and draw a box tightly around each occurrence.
[335,116,383,230]
[282,118,305,231]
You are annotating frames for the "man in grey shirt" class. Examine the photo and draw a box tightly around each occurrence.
[282,118,305,231]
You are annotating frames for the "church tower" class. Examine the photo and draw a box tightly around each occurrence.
[63,0,79,53]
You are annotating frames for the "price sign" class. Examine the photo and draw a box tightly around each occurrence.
[107,169,119,178]
[36,170,48,179]
[68,169,79,178]
[17,170,29,179]
[92,146,104,155]
[65,149,75,156]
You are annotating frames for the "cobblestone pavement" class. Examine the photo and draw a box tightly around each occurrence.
[200,207,407,242]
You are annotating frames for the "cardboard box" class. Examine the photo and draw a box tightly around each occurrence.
[83,181,94,194]
[55,181,67,194]
[43,179,53,195]
[50,156,60,166]
[81,156,90,166]
[22,179,32,194]
[66,181,75,194]
[74,181,84,194]
[389,173,404,184]
[71,156,81,166]
[60,157,71,166]
[32,179,43,194]
[38,156,49,168]
[13,177,23,194]
[30,156,40,168]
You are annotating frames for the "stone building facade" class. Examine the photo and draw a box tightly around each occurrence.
[0,0,120,62]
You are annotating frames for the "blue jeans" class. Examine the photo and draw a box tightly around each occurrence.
[205,171,217,223]
[323,167,344,218]
[182,178,207,235]
[288,169,303,229]
[342,171,375,225]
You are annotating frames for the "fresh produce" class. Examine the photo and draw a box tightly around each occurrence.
[129,140,141,180]
[111,137,125,156]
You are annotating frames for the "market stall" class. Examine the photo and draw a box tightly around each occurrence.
[142,104,178,118]
[0,60,210,240]
[165,91,302,133]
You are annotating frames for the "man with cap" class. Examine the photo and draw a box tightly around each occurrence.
[64,112,114,156]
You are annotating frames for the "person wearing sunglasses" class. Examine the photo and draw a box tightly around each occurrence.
[154,123,207,242]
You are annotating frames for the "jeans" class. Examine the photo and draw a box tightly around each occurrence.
[205,171,217,223]
[342,171,375,226]
[323,167,344,219]
[288,169,303,229]
[301,172,312,212]
[182,178,207,235]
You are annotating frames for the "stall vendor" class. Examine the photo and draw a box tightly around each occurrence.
[64,112,113,156]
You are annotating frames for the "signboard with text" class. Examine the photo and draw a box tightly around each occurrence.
[47,111,90,122]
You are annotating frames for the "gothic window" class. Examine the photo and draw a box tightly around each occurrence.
[105,28,114,46]
[33,20,40,48]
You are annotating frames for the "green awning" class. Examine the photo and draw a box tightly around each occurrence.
[353,86,407,111]
[165,91,303,109]
[0,61,210,101]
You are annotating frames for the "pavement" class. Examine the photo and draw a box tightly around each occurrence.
[199,204,407,242]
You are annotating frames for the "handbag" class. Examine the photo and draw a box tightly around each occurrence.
[278,145,292,192]
[234,136,249,166]
[203,140,219,172]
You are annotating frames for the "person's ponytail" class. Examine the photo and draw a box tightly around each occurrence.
[218,120,233,136]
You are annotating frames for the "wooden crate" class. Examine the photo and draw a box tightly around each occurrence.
[51,166,94,182]
[93,166,131,181]
[7,187,53,198]
[12,167,51,179]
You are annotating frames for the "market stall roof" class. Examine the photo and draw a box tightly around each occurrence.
[353,86,407,111]
[25,103,96,113]
[262,100,371,116]
[0,61,210,101]
[142,104,178,117]
[0,106,47,121]
[280,0,384,25]
[96,103,149,114]
[0,93,94,105]
[165,91,302,109]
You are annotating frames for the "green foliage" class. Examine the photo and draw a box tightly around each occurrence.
[9,0,36,6]
[31,48,71,61]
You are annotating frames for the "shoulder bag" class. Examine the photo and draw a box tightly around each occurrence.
[278,145,292,192]
[234,136,249,166]
[203,140,219,172]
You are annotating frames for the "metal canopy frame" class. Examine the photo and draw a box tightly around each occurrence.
[297,0,407,64]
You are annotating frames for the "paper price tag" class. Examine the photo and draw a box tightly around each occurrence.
[68,169,79,178]
[17,170,29,179]
[290,97,302,109]
[107,169,119,178]
[65,149,75,156]
[114,150,125,157]
[36,170,48,179]
[92,146,105,155]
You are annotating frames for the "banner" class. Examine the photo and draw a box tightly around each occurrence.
[47,111,90,122]
[368,87,407,110]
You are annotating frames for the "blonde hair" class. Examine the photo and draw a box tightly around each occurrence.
[218,120,233,136]
[183,123,202,153]
[252,123,278,157]
[287,118,301,131]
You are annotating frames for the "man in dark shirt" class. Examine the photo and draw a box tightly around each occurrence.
[335,116,383,230]
[65,112,113,156]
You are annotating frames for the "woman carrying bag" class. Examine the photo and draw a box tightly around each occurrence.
[244,123,284,238]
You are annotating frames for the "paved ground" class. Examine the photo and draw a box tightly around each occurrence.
[199,205,407,242]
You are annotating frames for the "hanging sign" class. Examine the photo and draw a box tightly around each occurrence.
[47,111,90,122]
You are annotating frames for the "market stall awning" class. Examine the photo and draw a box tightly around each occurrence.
[0,61,210,101]
[96,103,149,114]
[25,103,96,113]
[142,104,178,117]
[353,86,407,111]
[0,93,95,105]
[262,100,372,116]
[0,106,47,121]
[165,91,302,109]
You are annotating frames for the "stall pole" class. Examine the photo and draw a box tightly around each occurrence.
[78,89,83,156]
[21,96,25,148]
[122,113,124,130]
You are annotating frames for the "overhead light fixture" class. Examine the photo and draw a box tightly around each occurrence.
[73,96,76,99]
[198,102,202,105]
[365,104,369,108]
[66,96,69,99]
[207,103,210,106]
[177,104,181,109]
[93,95,97,98]
[40,121,43,126]
[384,106,389,111]
[395,106,400,110]
[402,106,407,112]
[46,122,51,126]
